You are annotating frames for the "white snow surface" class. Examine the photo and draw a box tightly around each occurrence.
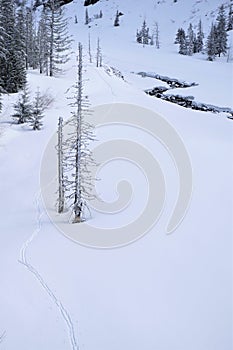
[0,0,232,349]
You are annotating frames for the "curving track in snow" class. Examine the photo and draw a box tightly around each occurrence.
[19,191,79,350]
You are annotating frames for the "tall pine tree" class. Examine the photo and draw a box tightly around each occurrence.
[227,4,233,31]
[37,0,72,76]
[38,7,50,75]
[137,20,150,46]
[187,23,195,55]
[207,23,217,61]
[25,6,38,70]
[196,19,204,53]
[215,5,227,57]
[175,28,185,44]
[0,0,26,93]
[12,85,32,124]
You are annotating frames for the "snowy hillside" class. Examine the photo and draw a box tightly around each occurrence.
[0,0,232,349]
[66,0,233,107]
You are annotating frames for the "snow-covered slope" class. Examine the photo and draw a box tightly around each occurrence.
[67,0,233,107]
[0,0,232,349]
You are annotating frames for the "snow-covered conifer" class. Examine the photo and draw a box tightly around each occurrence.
[12,86,32,124]
[50,5,72,76]
[174,28,186,44]
[37,0,72,77]
[137,20,151,46]
[178,30,188,55]
[37,7,50,74]
[136,29,142,44]
[227,4,233,31]
[196,19,204,52]
[30,88,44,130]
[14,3,27,85]
[215,5,228,57]
[0,8,7,92]
[207,23,217,61]
[142,21,150,46]
[25,6,38,70]
[0,0,26,93]
[187,23,195,55]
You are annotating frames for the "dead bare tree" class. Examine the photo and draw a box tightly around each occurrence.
[57,116,65,213]
[65,43,95,223]
[88,33,92,63]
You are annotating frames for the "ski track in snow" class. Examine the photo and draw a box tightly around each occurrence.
[0,103,13,145]
[0,331,6,345]
[18,191,79,350]
[16,64,116,350]
[94,66,117,101]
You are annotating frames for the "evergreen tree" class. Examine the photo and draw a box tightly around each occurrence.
[227,4,233,31]
[175,27,188,55]
[174,28,186,44]
[136,29,142,44]
[48,2,56,77]
[30,88,44,130]
[227,40,233,62]
[37,7,50,75]
[193,34,198,53]
[215,5,227,57]
[114,10,120,27]
[0,8,7,92]
[50,5,72,75]
[187,23,195,55]
[207,23,216,61]
[150,34,154,46]
[15,3,27,83]
[136,20,150,46]
[25,6,38,70]
[37,1,72,77]
[143,21,150,46]
[12,86,32,124]
[178,30,188,55]
[0,0,26,93]
[196,19,204,52]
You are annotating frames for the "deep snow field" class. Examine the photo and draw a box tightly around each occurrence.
[0,0,232,349]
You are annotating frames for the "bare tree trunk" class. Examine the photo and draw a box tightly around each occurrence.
[88,33,92,63]
[58,117,65,213]
[49,1,55,76]
[96,37,101,67]
[73,43,83,222]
